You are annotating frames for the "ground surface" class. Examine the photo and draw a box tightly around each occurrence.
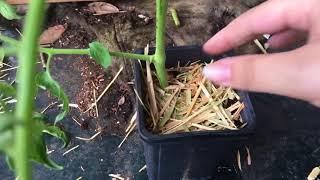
[2,0,320,180]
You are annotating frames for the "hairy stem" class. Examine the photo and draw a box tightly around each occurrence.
[109,51,154,62]
[40,48,90,55]
[0,36,154,62]
[41,48,153,61]
[14,0,45,180]
[154,0,168,88]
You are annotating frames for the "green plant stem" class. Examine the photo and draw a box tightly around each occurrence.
[0,34,19,46]
[109,51,154,62]
[40,48,89,55]
[154,0,168,88]
[14,0,45,180]
[0,35,154,62]
[41,48,154,61]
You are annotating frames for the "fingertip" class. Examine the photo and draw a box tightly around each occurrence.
[202,40,215,54]
[203,61,232,86]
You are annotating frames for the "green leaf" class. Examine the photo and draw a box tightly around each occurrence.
[89,41,112,68]
[0,0,21,20]
[30,120,63,170]
[35,71,69,124]
[43,125,70,148]
[0,113,15,132]
[5,155,14,170]
[0,82,16,98]
[0,114,15,152]
[0,130,12,150]
[6,118,67,171]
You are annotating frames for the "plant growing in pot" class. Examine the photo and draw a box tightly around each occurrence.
[0,0,255,179]
[132,0,256,180]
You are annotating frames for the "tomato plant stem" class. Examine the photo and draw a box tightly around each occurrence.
[154,0,168,88]
[1,36,154,62]
[109,51,154,62]
[14,0,45,180]
[40,48,154,62]
[40,48,90,55]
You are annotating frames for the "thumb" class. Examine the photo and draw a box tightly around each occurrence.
[203,48,320,103]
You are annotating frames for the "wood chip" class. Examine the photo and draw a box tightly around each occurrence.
[308,167,320,180]
[88,2,125,15]
[118,96,125,106]
[39,25,65,45]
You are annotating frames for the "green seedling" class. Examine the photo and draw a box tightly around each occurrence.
[0,0,170,179]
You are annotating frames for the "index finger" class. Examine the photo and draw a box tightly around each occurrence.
[203,0,312,55]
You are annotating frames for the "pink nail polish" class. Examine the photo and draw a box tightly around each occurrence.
[203,62,231,86]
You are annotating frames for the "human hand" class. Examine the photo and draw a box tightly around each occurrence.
[202,0,320,107]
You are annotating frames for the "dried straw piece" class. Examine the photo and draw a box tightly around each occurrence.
[126,111,137,132]
[233,103,245,120]
[84,66,123,113]
[109,174,125,180]
[139,165,147,173]
[185,78,206,116]
[190,123,217,131]
[63,145,79,156]
[143,62,245,133]
[133,88,148,112]
[159,97,177,128]
[76,131,101,141]
[246,146,252,166]
[93,89,99,117]
[163,105,210,134]
[118,123,136,148]
[159,87,180,117]
[237,150,242,171]
[254,39,267,54]
[227,102,241,112]
[308,167,320,180]
[145,46,158,127]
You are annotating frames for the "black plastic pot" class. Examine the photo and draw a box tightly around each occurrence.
[134,46,256,180]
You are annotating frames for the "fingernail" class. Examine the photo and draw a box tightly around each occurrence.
[203,62,231,86]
